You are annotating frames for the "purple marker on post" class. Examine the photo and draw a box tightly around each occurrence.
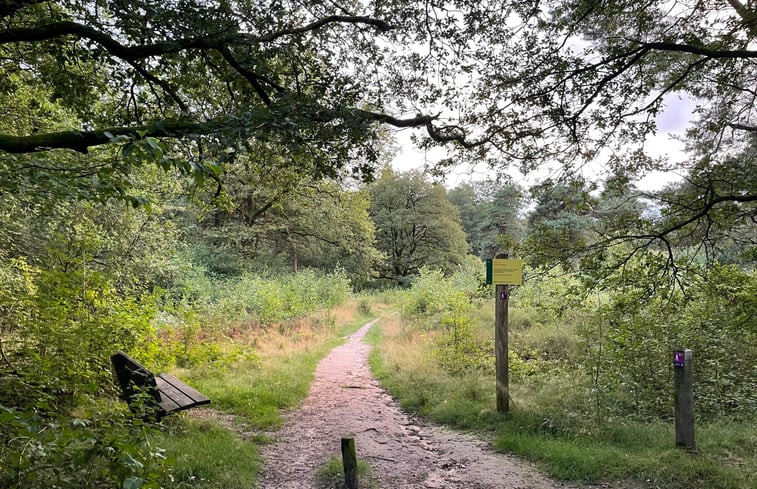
[674,351,684,368]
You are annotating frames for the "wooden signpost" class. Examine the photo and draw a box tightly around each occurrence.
[674,349,696,452]
[486,255,523,413]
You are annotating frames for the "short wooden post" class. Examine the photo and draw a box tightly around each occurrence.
[674,349,696,452]
[341,436,358,489]
[495,253,509,412]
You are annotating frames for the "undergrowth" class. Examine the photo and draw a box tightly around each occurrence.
[367,266,757,489]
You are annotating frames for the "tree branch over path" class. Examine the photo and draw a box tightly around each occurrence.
[0,16,393,59]
[0,11,480,156]
[0,109,437,154]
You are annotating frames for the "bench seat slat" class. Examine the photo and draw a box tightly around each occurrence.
[159,373,211,404]
[155,385,183,413]
[155,375,196,411]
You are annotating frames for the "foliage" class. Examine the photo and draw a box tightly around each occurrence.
[433,294,492,376]
[400,265,481,320]
[523,177,599,268]
[188,159,382,285]
[581,256,757,420]
[0,405,170,489]
[0,254,157,412]
[368,169,469,286]
[448,179,525,259]
[370,304,757,489]
[0,0,444,198]
[1,0,755,287]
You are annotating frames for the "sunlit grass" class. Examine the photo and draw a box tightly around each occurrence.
[177,300,373,428]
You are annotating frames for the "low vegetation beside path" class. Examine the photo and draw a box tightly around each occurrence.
[0,268,371,489]
[368,266,756,489]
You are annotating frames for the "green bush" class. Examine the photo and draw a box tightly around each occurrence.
[0,255,156,412]
[0,405,170,489]
[401,266,479,320]
[580,257,757,420]
[434,294,493,375]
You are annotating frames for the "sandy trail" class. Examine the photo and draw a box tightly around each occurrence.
[259,319,576,489]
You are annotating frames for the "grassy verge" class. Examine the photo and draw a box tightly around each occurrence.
[178,303,373,427]
[369,314,756,489]
[316,456,378,489]
[157,418,262,489]
[155,301,374,488]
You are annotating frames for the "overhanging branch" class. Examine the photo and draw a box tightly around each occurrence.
[0,119,214,153]
[0,109,441,154]
[0,16,394,60]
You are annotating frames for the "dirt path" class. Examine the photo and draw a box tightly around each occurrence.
[259,319,577,489]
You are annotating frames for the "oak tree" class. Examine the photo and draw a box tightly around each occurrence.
[368,169,468,285]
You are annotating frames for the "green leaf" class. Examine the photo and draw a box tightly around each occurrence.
[206,162,221,176]
[123,476,144,489]
[124,453,144,471]
[122,142,136,158]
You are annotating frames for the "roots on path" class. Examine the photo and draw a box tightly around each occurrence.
[258,319,576,489]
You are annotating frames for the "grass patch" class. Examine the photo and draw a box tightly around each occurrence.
[369,313,757,489]
[178,302,374,429]
[156,417,261,489]
[316,456,378,489]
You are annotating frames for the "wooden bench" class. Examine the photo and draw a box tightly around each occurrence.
[111,351,210,419]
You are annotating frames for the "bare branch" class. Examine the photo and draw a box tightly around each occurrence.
[730,123,757,132]
[253,15,394,42]
[218,47,272,106]
[0,16,393,59]
[640,41,757,59]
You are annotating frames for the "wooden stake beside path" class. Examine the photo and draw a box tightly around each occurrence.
[674,349,696,452]
[341,436,358,489]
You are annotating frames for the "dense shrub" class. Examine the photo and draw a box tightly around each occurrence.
[394,256,756,421]
[0,256,156,412]
[401,262,483,320]
[582,258,757,420]
[0,405,169,489]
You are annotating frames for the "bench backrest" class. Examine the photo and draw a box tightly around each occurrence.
[111,351,162,406]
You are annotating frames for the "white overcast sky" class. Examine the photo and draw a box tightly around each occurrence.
[391,92,695,191]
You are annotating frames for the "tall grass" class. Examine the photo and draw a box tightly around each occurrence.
[369,303,757,489]
[150,299,374,489]
[157,418,262,489]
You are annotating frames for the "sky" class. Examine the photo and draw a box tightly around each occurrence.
[391,93,696,192]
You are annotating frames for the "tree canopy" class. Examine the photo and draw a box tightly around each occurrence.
[368,170,468,285]
[448,180,525,259]
[1,0,755,277]
[0,0,452,191]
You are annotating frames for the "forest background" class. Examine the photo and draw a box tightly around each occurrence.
[0,1,755,489]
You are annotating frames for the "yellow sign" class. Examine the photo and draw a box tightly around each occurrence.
[491,259,523,285]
